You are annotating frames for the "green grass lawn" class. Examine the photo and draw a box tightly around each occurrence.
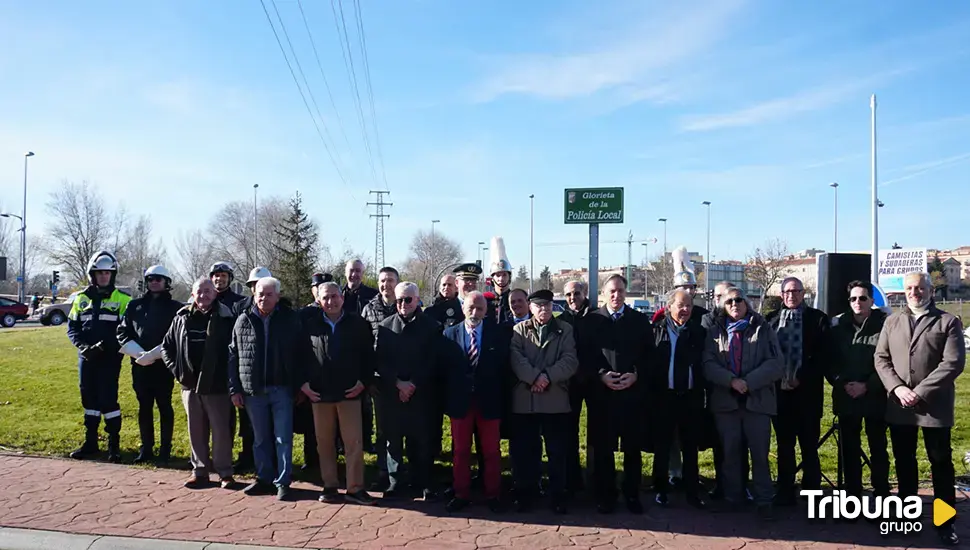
[0,325,967,484]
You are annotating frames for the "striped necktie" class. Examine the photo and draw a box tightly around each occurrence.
[468,329,479,366]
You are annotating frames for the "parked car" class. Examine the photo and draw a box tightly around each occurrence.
[38,292,78,326]
[0,297,29,327]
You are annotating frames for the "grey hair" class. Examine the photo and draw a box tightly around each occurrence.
[346,258,364,268]
[256,276,281,293]
[192,277,214,292]
[318,281,340,295]
[721,286,754,313]
[564,280,587,293]
[463,290,486,305]
[715,280,734,290]
[665,287,692,305]
[780,277,803,291]
[395,281,419,296]
[903,271,931,288]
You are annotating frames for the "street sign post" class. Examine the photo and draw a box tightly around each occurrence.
[564,187,625,308]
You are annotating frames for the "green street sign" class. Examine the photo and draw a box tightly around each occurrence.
[563,187,624,224]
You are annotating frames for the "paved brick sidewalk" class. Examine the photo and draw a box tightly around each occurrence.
[0,453,961,549]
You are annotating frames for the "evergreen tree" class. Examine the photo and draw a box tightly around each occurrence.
[538,265,553,290]
[513,264,530,290]
[274,192,319,306]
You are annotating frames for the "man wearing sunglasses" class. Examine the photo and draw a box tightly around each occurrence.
[117,265,184,465]
[828,280,890,501]
[375,281,446,500]
[558,280,595,497]
[766,277,830,506]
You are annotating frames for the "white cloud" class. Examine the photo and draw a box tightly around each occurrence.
[472,0,746,103]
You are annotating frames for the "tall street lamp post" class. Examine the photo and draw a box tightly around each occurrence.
[702,201,711,305]
[830,182,839,253]
[658,218,668,294]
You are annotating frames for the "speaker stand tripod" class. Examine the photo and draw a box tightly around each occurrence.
[796,419,870,490]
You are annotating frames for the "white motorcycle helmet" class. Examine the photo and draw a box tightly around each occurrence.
[86,251,119,287]
[144,265,173,290]
[246,266,272,285]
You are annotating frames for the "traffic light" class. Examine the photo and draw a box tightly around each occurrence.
[137,280,144,292]
[52,270,60,285]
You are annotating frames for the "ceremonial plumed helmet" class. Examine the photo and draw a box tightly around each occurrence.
[671,246,698,288]
[488,236,512,276]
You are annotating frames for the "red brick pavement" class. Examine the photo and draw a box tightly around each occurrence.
[0,453,962,549]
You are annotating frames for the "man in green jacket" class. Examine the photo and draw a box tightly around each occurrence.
[828,280,890,498]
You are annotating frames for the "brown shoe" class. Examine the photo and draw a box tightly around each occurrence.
[220,477,236,489]
[184,476,210,489]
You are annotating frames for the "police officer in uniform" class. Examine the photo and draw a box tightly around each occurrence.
[486,237,514,324]
[210,262,244,311]
[68,251,132,463]
[117,265,183,465]
[456,263,483,303]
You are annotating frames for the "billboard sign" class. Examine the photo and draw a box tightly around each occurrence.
[878,248,927,293]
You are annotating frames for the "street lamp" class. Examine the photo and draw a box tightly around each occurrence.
[18,151,34,304]
[830,182,839,253]
[477,241,485,266]
[529,194,535,293]
[431,220,440,292]
[658,218,668,294]
[702,201,711,303]
[253,184,259,266]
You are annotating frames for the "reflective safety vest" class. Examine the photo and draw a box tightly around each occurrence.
[68,288,131,349]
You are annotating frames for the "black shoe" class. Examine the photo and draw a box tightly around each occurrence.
[133,448,154,464]
[370,476,390,492]
[938,526,959,546]
[773,491,796,507]
[319,488,342,504]
[446,497,470,512]
[382,483,401,500]
[69,441,99,460]
[346,490,377,506]
[277,485,293,501]
[597,500,616,514]
[421,488,438,502]
[183,476,210,489]
[487,498,506,514]
[710,484,724,501]
[654,492,669,507]
[626,497,644,515]
[243,480,276,496]
[155,452,170,467]
[687,493,708,510]
[757,504,775,521]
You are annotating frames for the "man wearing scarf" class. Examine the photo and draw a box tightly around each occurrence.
[766,277,829,506]
[875,272,964,546]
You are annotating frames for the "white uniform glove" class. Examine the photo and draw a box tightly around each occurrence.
[135,345,163,366]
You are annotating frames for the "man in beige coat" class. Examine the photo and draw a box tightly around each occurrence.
[875,272,964,546]
[509,289,579,514]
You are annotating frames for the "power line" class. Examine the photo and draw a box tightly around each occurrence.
[295,0,355,157]
[331,0,380,188]
[257,0,355,202]
[269,0,348,176]
[352,0,389,190]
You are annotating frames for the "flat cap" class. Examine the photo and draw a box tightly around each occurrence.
[311,272,334,287]
[453,262,483,280]
[527,289,554,303]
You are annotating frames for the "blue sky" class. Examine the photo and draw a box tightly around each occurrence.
[2,0,969,276]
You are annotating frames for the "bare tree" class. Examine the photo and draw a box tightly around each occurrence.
[746,238,791,312]
[114,215,167,288]
[401,229,462,298]
[208,197,288,278]
[0,201,15,260]
[44,181,112,284]
[174,229,216,286]
[324,242,373,286]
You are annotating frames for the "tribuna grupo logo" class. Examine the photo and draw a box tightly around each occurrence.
[801,490,923,535]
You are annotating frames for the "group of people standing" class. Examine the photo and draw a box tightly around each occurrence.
[63,239,963,546]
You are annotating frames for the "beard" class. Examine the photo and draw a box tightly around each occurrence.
[466,316,483,327]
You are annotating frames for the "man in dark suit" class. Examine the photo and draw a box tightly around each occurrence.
[875,272,964,546]
[441,291,509,513]
[342,259,378,316]
[584,274,653,514]
[559,280,595,496]
[766,277,829,506]
[375,281,445,500]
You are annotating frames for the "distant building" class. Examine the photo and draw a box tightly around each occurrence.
[707,262,761,298]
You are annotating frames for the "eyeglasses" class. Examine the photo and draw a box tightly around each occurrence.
[396,296,414,304]
[782,289,805,295]
[725,297,746,305]
[146,276,166,283]
[849,295,870,303]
